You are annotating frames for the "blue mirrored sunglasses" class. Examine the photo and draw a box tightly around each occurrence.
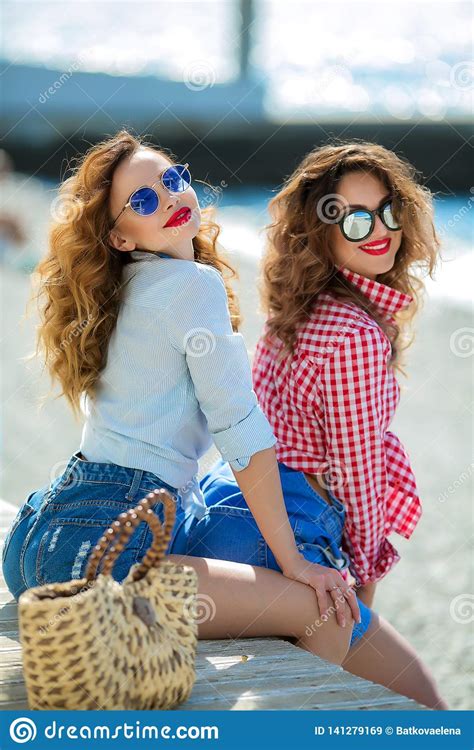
[110,163,191,229]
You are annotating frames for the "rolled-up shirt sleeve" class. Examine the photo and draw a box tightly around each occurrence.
[167,265,276,468]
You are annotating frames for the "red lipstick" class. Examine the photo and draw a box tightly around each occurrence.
[163,206,192,228]
[359,238,391,255]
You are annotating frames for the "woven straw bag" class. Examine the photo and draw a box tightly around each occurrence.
[18,488,199,710]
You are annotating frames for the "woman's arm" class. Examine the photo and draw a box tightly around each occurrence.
[229,444,360,625]
[228,444,302,572]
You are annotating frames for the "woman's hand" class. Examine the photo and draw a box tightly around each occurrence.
[281,553,361,628]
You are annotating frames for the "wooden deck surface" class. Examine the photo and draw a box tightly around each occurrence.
[0,497,426,710]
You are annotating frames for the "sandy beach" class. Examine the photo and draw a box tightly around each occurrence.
[1,191,472,709]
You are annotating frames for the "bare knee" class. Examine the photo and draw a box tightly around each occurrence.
[296,599,355,665]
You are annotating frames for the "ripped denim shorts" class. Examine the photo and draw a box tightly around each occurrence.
[1,450,186,602]
[171,457,373,647]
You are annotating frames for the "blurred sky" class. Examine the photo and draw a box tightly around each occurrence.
[3,0,472,121]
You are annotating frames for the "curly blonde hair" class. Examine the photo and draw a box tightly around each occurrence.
[27,129,240,418]
[259,140,441,373]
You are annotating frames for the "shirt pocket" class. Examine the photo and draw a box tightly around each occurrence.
[35,497,149,587]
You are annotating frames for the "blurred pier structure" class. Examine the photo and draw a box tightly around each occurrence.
[1,0,471,190]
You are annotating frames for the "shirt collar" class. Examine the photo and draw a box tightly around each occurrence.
[130,250,171,261]
[337,264,413,320]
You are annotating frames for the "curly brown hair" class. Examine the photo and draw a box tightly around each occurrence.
[26,129,240,418]
[259,139,441,374]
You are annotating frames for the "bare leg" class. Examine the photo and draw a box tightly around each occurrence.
[357,581,377,608]
[169,554,448,709]
[341,611,448,710]
[167,553,354,665]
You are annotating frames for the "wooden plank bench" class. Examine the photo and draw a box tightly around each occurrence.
[0,496,426,710]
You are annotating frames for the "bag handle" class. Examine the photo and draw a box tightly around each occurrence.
[84,488,177,583]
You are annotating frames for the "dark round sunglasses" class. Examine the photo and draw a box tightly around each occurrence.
[338,199,402,242]
[110,163,192,229]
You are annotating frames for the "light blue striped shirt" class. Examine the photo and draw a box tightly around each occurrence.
[80,249,277,518]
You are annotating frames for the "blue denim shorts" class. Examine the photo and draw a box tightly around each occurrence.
[2,450,187,601]
[171,457,372,647]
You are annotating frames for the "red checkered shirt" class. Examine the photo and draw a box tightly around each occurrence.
[252,265,422,585]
